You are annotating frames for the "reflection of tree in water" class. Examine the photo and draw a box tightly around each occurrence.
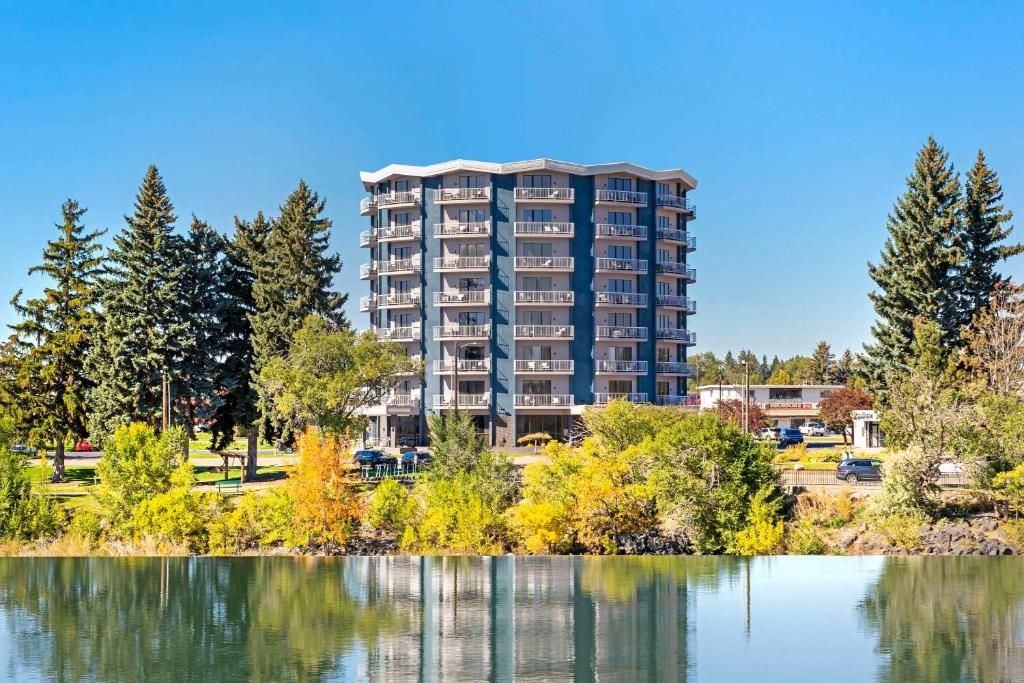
[859,558,1024,683]
[0,557,408,682]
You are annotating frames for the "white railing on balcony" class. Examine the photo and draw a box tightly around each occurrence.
[359,229,377,248]
[378,188,422,207]
[656,260,690,276]
[380,223,421,241]
[596,360,649,373]
[514,187,575,201]
[657,328,697,344]
[656,362,696,376]
[434,394,490,409]
[656,194,694,211]
[379,291,421,307]
[376,326,420,341]
[433,290,490,305]
[596,326,648,340]
[514,256,574,270]
[433,323,491,340]
[595,223,647,239]
[514,359,574,373]
[433,359,491,374]
[594,392,648,404]
[656,227,688,243]
[359,262,377,279]
[434,256,491,271]
[433,221,490,238]
[656,395,700,406]
[513,221,574,236]
[384,393,420,407]
[595,292,648,307]
[515,394,574,407]
[433,187,491,202]
[658,296,697,313]
[359,295,377,312]
[514,290,575,305]
[360,197,378,214]
[595,189,648,204]
[595,258,648,273]
[378,257,422,274]
[514,325,574,339]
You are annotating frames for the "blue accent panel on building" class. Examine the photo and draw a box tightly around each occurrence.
[491,174,516,442]
[420,177,443,434]
[569,175,595,402]
[637,179,658,399]
[681,185,692,394]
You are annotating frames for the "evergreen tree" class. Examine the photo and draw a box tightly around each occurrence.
[7,200,104,480]
[836,349,856,386]
[88,166,187,444]
[769,355,781,378]
[809,341,836,384]
[957,150,1021,331]
[723,351,738,383]
[864,137,962,388]
[759,355,770,382]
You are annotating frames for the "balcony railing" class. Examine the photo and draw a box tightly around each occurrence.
[514,256,574,271]
[433,221,490,238]
[433,323,491,340]
[433,187,491,203]
[359,229,377,248]
[514,359,574,373]
[514,394,574,407]
[380,223,421,241]
[514,290,574,305]
[378,189,422,207]
[384,393,420,407]
[359,262,377,279]
[434,256,491,271]
[595,292,647,307]
[595,189,648,205]
[514,325,574,339]
[656,395,700,406]
[656,295,696,313]
[359,295,377,313]
[595,258,648,273]
[595,223,647,239]
[596,360,648,374]
[379,291,421,308]
[375,326,421,341]
[657,328,697,344]
[656,194,694,212]
[514,187,574,202]
[514,221,574,236]
[433,359,491,374]
[433,290,490,306]
[656,227,688,243]
[596,326,648,340]
[359,197,378,215]
[378,257,422,275]
[434,394,490,409]
[594,392,648,405]
[656,261,694,278]
[656,362,696,376]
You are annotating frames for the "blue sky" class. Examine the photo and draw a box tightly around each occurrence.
[1,1,1022,358]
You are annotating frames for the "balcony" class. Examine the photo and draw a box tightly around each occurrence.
[515,290,575,306]
[359,295,377,313]
[378,257,422,275]
[595,223,647,240]
[596,326,648,340]
[514,222,574,237]
[656,395,700,407]
[433,394,490,409]
[657,328,697,345]
[656,227,691,246]
[379,291,421,308]
[433,359,491,375]
[656,295,697,314]
[433,222,491,238]
[379,223,421,242]
[433,187,491,203]
[359,197,378,216]
[383,393,420,408]
[656,261,696,281]
[656,194,694,213]
[595,189,648,205]
[656,362,696,376]
[595,258,648,273]
[514,256,574,271]
[377,188,422,208]
[359,262,377,280]
[515,394,574,408]
[433,290,490,306]
[596,360,648,374]
[514,359,574,374]
[359,229,377,248]
[514,325,574,340]
[594,392,648,405]
[514,187,574,203]
[434,255,491,272]
[595,292,648,307]
[433,323,491,341]
[375,326,421,342]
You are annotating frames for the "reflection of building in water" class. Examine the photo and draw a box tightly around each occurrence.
[349,556,691,680]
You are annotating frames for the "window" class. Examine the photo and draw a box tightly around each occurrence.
[657,381,671,396]
[393,212,413,226]
[657,314,672,329]
[522,276,553,291]
[608,177,632,192]
[608,279,633,293]
[657,248,672,262]
[521,379,552,395]
[394,279,413,294]
[518,345,552,360]
[519,310,552,325]
[522,174,552,188]
[769,388,802,400]
[608,380,633,394]
[608,346,633,361]
[657,347,671,362]
[519,242,553,258]
[522,209,552,222]
[657,182,671,196]
[657,215,670,230]
[610,312,633,327]
[820,389,833,399]
[458,311,486,326]
[608,211,633,225]
[392,313,412,327]
[457,242,487,257]
[458,175,485,189]
[656,281,670,295]
[392,246,413,260]
[458,380,485,394]
[608,245,633,260]
[460,345,485,360]
[457,209,485,223]
[395,179,411,192]
[457,277,486,291]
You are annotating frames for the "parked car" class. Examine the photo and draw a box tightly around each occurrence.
[799,423,827,437]
[73,440,94,452]
[354,449,398,466]
[11,443,35,456]
[836,458,882,483]
[777,428,804,447]
[401,450,432,466]
[758,427,781,441]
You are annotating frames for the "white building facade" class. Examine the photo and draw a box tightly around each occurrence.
[697,384,843,428]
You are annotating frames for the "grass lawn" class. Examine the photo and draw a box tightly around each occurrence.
[193,465,289,484]
[775,462,838,470]
[188,436,275,451]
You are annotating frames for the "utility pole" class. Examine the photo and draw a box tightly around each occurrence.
[742,359,751,433]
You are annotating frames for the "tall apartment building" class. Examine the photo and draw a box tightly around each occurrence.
[358,159,698,447]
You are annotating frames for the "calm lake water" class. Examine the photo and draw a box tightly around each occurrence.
[0,556,1021,682]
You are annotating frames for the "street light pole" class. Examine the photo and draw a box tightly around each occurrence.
[742,359,750,433]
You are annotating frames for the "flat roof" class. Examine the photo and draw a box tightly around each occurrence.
[696,384,845,390]
[360,158,697,191]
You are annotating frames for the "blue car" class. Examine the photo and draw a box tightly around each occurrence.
[401,450,432,466]
[353,449,397,466]
[836,458,882,483]
[777,428,804,447]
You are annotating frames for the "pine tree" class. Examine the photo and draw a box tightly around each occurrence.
[835,349,856,386]
[809,341,836,384]
[7,200,104,480]
[769,356,781,378]
[864,137,962,388]
[759,355,770,382]
[957,150,1021,332]
[88,166,187,444]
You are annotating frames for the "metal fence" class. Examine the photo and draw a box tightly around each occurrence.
[779,467,971,489]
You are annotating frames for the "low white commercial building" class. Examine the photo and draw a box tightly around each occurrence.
[697,384,844,428]
[852,410,884,449]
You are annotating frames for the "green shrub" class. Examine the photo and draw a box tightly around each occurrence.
[0,431,66,541]
[208,490,294,554]
[366,479,416,537]
[877,515,926,553]
[96,423,183,529]
[732,486,785,555]
[67,509,103,543]
[786,519,831,555]
[403,473,508,554]
[129,463,225,553]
